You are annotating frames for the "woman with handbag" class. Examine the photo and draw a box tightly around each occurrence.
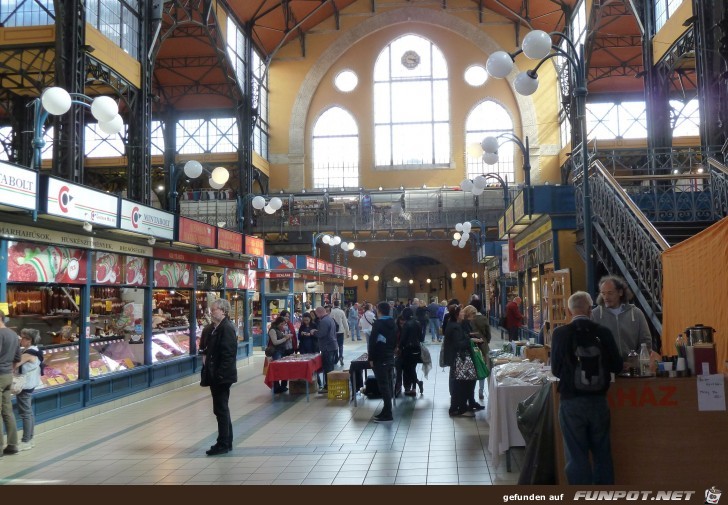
[268,316,292,393]
[461,305,487,410]
[15,329,43,451]
[442,305,484,417]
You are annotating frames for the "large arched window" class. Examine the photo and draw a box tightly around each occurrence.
[312,106,359,189]
[465,100,514,183]
[373,34,449,167]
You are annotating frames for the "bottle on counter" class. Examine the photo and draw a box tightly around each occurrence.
[639,343,651,376]
[627,350,640,376]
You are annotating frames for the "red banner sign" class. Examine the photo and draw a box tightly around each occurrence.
[316,259,326,272]
[153,248,249,269]
[245,235,265,257]
[269,272,298,279]
[217,228,243,253]
[178,217,216,248]
[7,241,88,284]
[94,252,122,285]
[225,269,257,290]
[154,260,193,288]
[305,256,317,270]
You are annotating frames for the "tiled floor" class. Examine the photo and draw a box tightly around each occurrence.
[0,334,524,485]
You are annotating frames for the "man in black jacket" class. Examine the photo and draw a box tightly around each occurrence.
[200,298,238,456]
[368,301,397,422]
[551,291,623,484]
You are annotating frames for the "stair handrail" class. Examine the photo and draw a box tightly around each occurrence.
[593,160,670,251]
[708,157,728,219]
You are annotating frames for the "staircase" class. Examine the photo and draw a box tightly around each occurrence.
[576,156,728,348]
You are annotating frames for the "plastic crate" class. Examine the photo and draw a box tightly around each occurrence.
[326,372,350,401]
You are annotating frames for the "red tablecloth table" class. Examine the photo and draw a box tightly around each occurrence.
[264,353,322,401]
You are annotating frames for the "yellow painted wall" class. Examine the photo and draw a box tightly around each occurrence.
[557,229,585,292]
[267,0,563,191]
[86,26,141,88]
[653,0,693,63]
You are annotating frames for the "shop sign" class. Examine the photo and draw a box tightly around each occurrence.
[0,223,153,257]
[7,241,88,284]
[225,269,256,290]
[257,255,270,270]
[125,256,148,286]
[502,243,511,274]
[245,235,265,257]
[153,260,193,288]
[344,287,357,303]
[0,161,37,211]
[153,248,249,269]
[217,228,243,253]
[316,259,326,272]
[177,217,215,248]
[347,268,352,278]
[304,256,317,270]
[94,252,121,284]
[325,262,334,274]
[269,272,299,279]
[119,200,174,240]
[270,255,296,270]
[45,177,119,227]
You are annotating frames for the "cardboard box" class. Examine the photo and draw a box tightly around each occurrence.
[327,370,349,381]
[289,379,317,394]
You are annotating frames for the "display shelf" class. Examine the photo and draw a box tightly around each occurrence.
[540,268,572,346]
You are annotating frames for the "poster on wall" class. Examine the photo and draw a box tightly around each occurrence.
[7,241,88,283]
[153,260,193,288]
[125,256,148,286]
[225,269,256,290]
[94,252,121,285]
[344,287,357,304]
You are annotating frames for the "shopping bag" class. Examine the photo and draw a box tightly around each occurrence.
[11,374,26,394]
[470,340,490,380]
[262,356,271,376]
[454,353,477,380]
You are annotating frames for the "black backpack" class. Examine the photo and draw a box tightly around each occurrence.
[572,325,606,393]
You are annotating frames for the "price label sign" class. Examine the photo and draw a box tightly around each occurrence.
[90,368,100,377]
[106,300,113,312]
[66,374,77,381]
[47,378,58,386]
[123,358,135,369]
[56,377,66,384]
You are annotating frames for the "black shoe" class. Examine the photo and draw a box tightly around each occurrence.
[206,444,229,456]
[373,414,393,422]
[404,389,416,397]
[448,409,462,417]
[3,445,19,455]
[417,380,424,394]
[469,402,485,411]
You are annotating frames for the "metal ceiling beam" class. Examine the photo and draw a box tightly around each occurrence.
[587,63,643,82]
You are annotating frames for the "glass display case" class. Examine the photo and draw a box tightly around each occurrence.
[152,289,191,330]
[39,344,80,389]
[151,329,190,363]
[6,286,82,346]
[89,339,139,375]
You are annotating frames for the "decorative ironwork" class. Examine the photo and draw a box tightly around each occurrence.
[709,157,728,217]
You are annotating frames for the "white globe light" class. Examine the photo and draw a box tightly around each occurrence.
[452,239,459,246]
[473,175,488,190]
[353,250,361,257]
[522,30,552,60]
[332,236,341,246]
[360,251,366,257]
[455,223,464,232]
[90,96,118,122]
[251,195,266,209]
[340,241,349,250]
[211,166,229,185]
[269,196,283,210]
[372,274,378,281]
[472,186,485,196]
[481,136,499,154]
[466,141,484,158]
[461,232,470,242]
[486,51,514,78]
[41,87,72,115]
[460,179,474,192]
[353,274,359,280]
[458,240,467,248]
[453,232,462,240]
[514,71,539,96]
[98,114,124,135]
[322,235,331,244]
[348,242,355,250]
[482,152,500,165]
[462,222,472,233]
[183,160,203,179]
[209,177,224,190]
[264,204,275,214]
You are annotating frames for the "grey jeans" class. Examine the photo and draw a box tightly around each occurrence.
[15,389,35,442]
[0,373,19,448]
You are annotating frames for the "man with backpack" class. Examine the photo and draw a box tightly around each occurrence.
[551,291,623,485]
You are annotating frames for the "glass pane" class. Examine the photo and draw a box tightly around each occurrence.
[375,125,392,166]
[433,81,449,121]
[373,82,391,122]
[391,81,432,123]
[433,123,450,164]
[392,123,432,165]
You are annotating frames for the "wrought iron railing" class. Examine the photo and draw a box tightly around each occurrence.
[586,144,724,176]
[708,157,728,217]
[576,160,669,333]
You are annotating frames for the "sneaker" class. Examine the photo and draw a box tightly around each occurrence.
[18,442,33,451]
[317,388,328,394]
[469,402,486,411]
[3,445,19,455]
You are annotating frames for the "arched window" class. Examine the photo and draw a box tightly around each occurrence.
[373,34,450,167]
[312,106,359,189]
[465,101,514,183]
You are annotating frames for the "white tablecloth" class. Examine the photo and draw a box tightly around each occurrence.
[485,376,542,468]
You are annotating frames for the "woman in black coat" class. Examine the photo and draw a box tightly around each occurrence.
[442,304,473,417]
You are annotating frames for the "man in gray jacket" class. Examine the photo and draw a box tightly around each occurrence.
[315,306,339,393]
[0,309,21,456]
[591,276,651,362]
[329,300,350,366]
